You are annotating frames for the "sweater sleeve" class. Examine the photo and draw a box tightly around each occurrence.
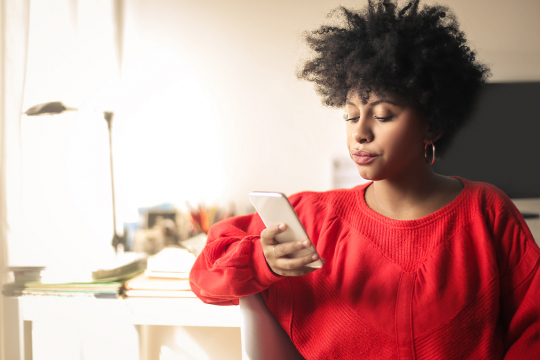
[189,211,283,305]
[492,197,540,358]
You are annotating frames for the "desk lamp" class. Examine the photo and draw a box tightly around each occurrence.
[24,101,126,253]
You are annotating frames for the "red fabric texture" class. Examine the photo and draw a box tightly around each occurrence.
[189,177,540,359]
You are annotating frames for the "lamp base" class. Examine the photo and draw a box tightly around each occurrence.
[112,233,126,254]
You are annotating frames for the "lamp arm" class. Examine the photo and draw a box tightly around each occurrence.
[104,111,123,251]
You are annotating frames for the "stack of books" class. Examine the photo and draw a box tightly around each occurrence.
[21,281,123,298]
[3,253,148,299]
[124,246,197,298]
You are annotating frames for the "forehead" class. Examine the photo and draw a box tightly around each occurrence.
[345,90,403,108]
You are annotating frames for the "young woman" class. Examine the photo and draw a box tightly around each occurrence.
[189,1,540,358]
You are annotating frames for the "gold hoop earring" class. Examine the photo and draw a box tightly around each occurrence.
[425,140,435,165]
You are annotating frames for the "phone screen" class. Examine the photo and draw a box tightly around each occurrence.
[249,191,322,268]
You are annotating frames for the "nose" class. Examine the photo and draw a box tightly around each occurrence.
[351,116,373,144]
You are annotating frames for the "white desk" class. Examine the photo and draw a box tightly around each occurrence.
[5,295,241,360]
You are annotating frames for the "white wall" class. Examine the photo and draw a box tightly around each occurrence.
[15,0,540,266]
[116,0,540,217]
[12,0,540,268]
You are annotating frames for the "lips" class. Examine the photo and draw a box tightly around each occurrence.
[350,150,378,165]
[351,150,377,157]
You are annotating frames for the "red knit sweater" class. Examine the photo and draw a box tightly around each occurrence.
[190,178,540,359]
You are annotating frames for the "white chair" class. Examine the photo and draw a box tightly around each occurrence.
[239,293,305,360]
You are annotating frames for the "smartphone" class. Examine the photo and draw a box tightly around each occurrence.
[248,191,323,268]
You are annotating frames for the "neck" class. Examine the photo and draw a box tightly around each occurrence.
[367,163,450,219]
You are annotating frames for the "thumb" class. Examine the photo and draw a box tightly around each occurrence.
[260,223,287,245]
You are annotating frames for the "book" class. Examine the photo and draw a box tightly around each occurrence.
[123,290,196,298]
[125,274,191,291]
[21,281,123,298]
[146,246,195,276]
[123,273,195,298]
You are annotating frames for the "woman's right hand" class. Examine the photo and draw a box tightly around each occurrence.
[260,223,323,276]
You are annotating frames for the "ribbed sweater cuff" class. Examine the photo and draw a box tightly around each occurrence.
[250,237,282,286]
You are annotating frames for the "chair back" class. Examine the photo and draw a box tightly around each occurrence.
[239,293,305,360]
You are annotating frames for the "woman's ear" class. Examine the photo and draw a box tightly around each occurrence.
[424,129,443,144]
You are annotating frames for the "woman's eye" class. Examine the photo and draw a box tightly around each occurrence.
[374,116,392,122]
[345,116,360,122]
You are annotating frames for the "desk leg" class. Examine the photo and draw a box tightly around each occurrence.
[135,324,149,360]
[24,320,33,360]
[3,296,30,360]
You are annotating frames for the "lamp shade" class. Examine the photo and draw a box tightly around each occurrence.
[22,101,124,252]
[24,101,77,116]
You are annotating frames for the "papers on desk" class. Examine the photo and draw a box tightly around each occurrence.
[21,281,123,298]
[123,246,197,298]
[5,247,200,299]
[3,253,148,298]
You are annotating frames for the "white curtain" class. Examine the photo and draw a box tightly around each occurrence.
[14,0,123,274]
[1,2,139,359]
[0,1,31,359]
[1,0,123,351]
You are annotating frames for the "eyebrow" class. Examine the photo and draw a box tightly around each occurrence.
[369,99,402,107]
[345,99,402,107]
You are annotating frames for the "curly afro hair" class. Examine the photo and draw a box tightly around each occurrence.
[297,0,490,156]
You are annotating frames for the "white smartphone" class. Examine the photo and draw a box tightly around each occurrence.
[248,191,323,268]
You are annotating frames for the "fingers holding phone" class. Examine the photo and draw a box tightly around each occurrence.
[261,223,322,276]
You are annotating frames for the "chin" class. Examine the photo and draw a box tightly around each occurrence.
[357,171,379,182]
[355,166,377,181]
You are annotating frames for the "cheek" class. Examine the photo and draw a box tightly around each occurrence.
[387,130,410,149]
[382,126,424,159]
[346,127,354,147]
